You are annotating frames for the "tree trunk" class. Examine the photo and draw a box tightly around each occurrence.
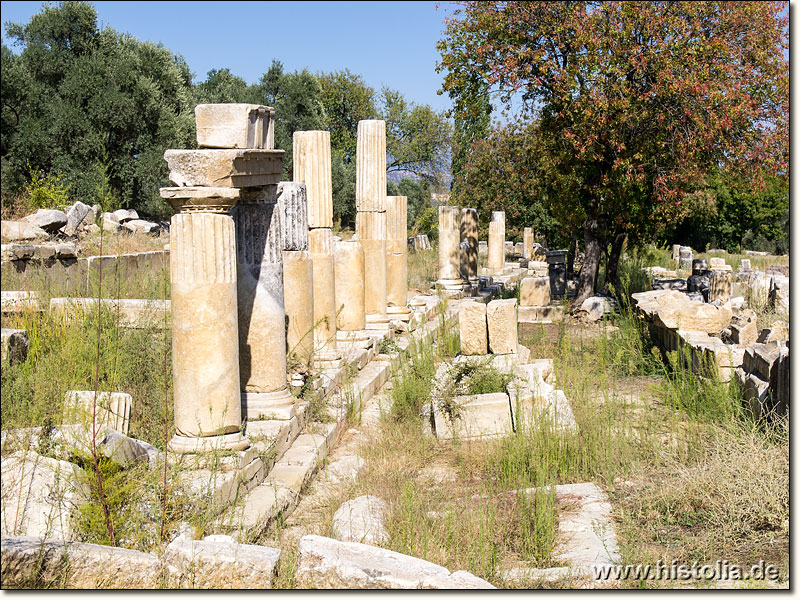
[604,232,627,297]
[566,231,578,278]
[574,217,604,305]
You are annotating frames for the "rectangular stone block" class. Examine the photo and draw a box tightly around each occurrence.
[164,149,284,188]
[195,103,274,149]
[64,390,132,435]
[519,276,550,307]
[487,298,518,354]
[458,301,487,355]
[278,181,309,251]
[708,270,733,303]
[434,393,513,440]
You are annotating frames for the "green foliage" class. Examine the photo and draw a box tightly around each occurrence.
[668,171,789,255]
[21,161,71,211]
[3,2,195,216]
[387,177,433,234]
[318,69,377,160]
[194,68,257,104]
[381,87,452,186]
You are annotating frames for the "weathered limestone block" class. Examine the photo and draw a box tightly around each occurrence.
[355,120,387,212]
[333,240,366,331]
[168,201,248,452]
[519,277,550,306]
[487,298,518,355]
[458,301,488,355]
[164,149,284,188]
[708,257,726,268]
[769,276,789,312]
[164,533,281,588]
[332,495,389,545]
[277,181,309,251]
[63,201,92,236]
[22,209,67,233]
[0,536,163,589]
[739,258,752,270]
[309,228,337,349]
[1,328,29,364]
[730,319,758,347]
[283,250,315,365]
[64,391,132,436]
[523,227,535,259]
[633,290,732,334]
[293,130,333,228]
[437,206,461,284]
[460,208,478,281]
[743,343,781,382]
[434,393,513,439]
[195,103,274,149]
[1,291,42,314]
[296,535,494,589]
[1,220,48,242]
[1,451,87,540]
[385,252,407,308]
[757,323,789,343]
[487,221,505,273]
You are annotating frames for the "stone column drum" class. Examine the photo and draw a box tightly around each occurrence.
[460,207,478,282]
[160,187,249,453]
[231,187,294,420]
[333,240,366,330]
[355,120,389,328]
[356,211,389,328]
[279,182,315,366]
[308,228,337,351]
[488,221,505,273]
[386,195,411,318]
[437,206,463,290]
[523,227,534,260]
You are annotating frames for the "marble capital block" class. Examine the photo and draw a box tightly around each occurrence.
[283,250,315,366]
[277,181,309,251]
[333,240,366,330]
[487,299,518,355]
[520,277,551,306]
[523,228,534,259]
[437,206,461,283]
[460,208,478,281]
[195,103,275,149]
[355,120,387,212]
[309,228,337,350]
[169,211,246,449]
[459,301,488,355]
[160,186,241,213]
[487,221,505,273]
[164,149,284,188]
[231,199,294,418]
[293,130,333,228]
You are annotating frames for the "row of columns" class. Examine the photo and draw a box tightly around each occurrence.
[161,108,407,453]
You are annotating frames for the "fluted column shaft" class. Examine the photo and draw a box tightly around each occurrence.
[160,186,249,453]
[232,186,294,419]
[488,212,506,273]
[460,208,478,281]
[523,227,535,259]
[386,195,408,308]
[333,240,366,330]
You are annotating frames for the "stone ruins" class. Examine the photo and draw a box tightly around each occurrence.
[0,103,788,589]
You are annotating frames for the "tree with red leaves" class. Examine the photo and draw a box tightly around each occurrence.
[438,1,788,302]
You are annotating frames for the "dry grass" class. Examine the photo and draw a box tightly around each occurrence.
[407,248,437,293]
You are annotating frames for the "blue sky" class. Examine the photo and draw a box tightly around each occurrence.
[1,1,457,112]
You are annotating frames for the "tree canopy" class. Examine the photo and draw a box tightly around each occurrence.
[2,1,451,229]
[438,1,788,301]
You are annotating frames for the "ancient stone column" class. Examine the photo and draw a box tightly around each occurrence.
[460,208,478,282]
[356,120,389,328]
[159,187,249,453]
[546,250,568,297]
[386,195,411,320]
[279,182,315,366]
[231,186,295,421]
[523,227,534,260]
[437,206,463,290]
[333,240,366,330]
[488,221,505,273]
[293,131,338,356]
